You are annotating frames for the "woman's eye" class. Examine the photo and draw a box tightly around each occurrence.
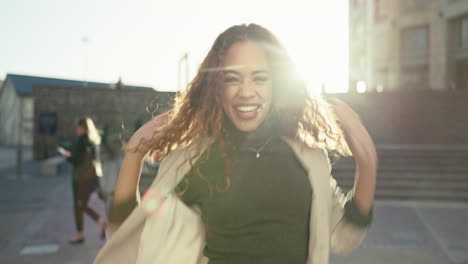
[254,76,269,83]
[224,77,239,84]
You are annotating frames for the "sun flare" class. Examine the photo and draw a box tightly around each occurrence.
[273,1,350,95]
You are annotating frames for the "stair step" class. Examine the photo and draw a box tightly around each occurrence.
[335,181,468,192]
[333,166,468,175]
[335,160,468,165]
[375,154,468,158]
[334,160,468,166]
[374,189,468,202]
[374,195,468,202]
[333,172,468,180]
[335,188,468,202]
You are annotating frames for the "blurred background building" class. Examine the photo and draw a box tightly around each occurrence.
[341,0,468,203]
[0,74,118,146]
[0,74,175,159]
[349,0,468,92]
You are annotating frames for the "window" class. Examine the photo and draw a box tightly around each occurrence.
[461,17,468,49]
[401,26,429,62]
[374,0,386,22]
[400,26,429,90]
[401,0,427,12]
[350,0,360,8]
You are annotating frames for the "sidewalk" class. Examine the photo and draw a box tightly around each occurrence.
[332,201,468,264]
[1,159,468,263]
[0,146,33,171]
[0,161,106,264]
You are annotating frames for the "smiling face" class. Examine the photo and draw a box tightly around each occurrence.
[221,41,273,133]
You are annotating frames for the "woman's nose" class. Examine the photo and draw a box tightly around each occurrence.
[238,79,256,98]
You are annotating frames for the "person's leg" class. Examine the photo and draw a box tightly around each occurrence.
[82,176,107,239]
[84,206,107,239]
[70,178,85,244]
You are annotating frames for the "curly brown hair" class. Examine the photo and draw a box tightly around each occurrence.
[128,23,350,193]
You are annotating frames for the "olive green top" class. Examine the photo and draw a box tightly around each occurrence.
[175,136,312,264]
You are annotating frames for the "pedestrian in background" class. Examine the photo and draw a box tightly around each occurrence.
[95,24,378,264]
[61,117,107,244]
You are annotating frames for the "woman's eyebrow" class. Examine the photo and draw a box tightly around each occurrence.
[223,70,241,76]
[252,69,270,75]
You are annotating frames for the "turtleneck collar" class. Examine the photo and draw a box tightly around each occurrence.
[222,114,280,148]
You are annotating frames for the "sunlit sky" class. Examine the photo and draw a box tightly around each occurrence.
[0,0,348,93]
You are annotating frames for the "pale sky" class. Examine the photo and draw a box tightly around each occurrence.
[0,0,349,93]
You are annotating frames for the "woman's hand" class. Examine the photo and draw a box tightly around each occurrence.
[125,111,172,160]
[57,146,71,158]
[330,99,377,215]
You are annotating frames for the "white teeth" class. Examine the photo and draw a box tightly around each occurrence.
[235,105,259,112]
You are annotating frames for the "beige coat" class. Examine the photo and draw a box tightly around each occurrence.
[94,137,369,264]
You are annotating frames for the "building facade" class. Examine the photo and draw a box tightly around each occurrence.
[33,84,174,159]
[1,75,41,146]
[0,74,174,155]
[349,0,468,91]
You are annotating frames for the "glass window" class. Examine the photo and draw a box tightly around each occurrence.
[402,26,428,60]
[402,0,427,12]
[374,0,386,22]
[461,18,468,48]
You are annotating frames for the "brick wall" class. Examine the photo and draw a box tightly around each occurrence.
[33,85,175,159]
[326,90,468,145]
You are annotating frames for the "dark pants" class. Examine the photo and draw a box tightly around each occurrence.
[72,167,102,232]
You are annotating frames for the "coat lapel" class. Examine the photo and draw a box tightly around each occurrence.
[282,137,331,264]
[137,140,211,264]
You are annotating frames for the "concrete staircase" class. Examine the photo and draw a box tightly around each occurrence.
[332,146,468,202]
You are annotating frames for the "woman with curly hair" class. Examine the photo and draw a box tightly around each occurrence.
[95,24,378,264]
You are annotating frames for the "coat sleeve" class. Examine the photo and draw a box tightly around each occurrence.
[108,196,139,225]
[326,156,373,254]
[67,136,86,166]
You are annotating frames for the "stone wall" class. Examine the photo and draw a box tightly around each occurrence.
[327,90,468,145]
[33,85,175,159]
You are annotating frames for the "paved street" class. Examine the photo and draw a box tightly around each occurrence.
[1,150,468,264]
[0,159,105,264]
[332,201,468,264]
[0,147,32,171]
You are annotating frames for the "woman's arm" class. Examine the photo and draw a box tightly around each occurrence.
[326,100,377,254]
[331,99,378,216]
[110,112,171,222]
[112,153,145,204]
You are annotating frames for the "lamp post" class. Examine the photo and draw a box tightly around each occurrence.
[177,52,189,92]
[81,36,89,87]
[16,97,23,179]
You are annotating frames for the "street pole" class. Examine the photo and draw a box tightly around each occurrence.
[16,97,23,179]
[81,36,89,87]
[177,56,181,92]
[177,52,189,91]
[185,53,189,88]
